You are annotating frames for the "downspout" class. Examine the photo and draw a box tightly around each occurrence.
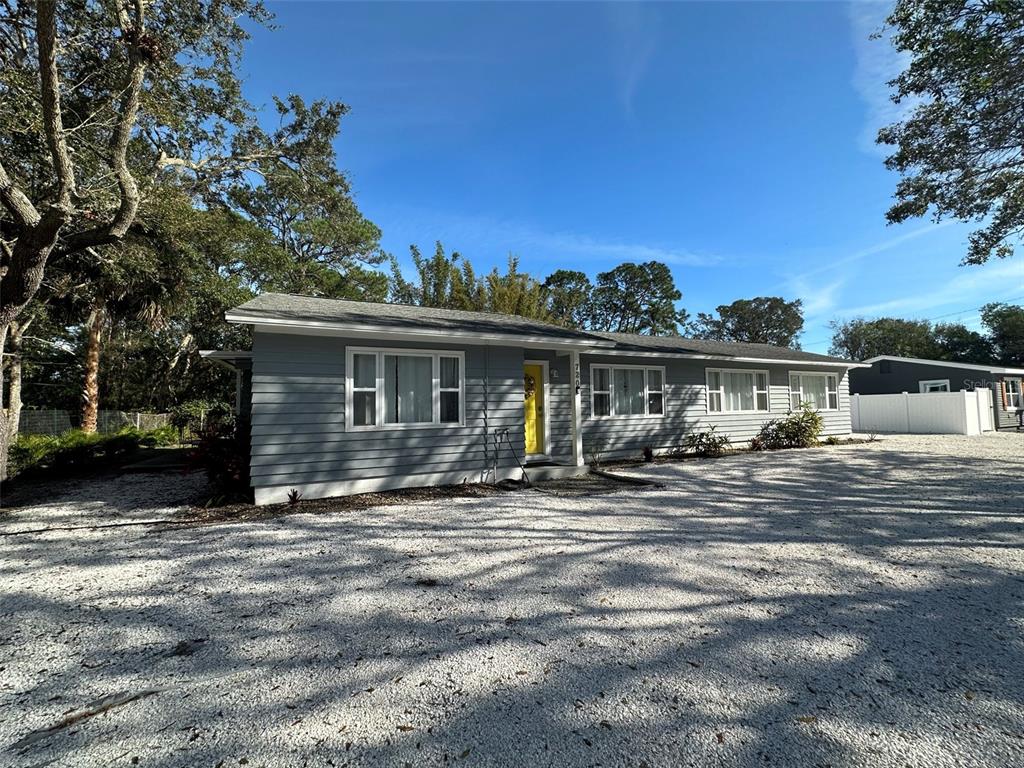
[484,346,492,482]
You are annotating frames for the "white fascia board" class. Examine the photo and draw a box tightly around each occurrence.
[231,315,610,351]
[199,349,252,371]
[199,350,253,360]
[582,348,867,368]
[863,355,1024,375]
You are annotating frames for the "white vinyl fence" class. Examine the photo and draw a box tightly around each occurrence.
[851,389,995,436]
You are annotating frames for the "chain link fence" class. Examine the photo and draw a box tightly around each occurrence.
[14,409,170,435]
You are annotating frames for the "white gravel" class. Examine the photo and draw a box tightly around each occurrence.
[1,433,1023,767]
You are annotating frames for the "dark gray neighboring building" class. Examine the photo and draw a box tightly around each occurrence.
[850,355,1024,431]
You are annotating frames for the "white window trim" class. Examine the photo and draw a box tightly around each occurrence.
[918,379,951,393]
[1006,379,1022,410]
[589,363,666,420]
[789,370,840,412]
[705,367,771,414]
[345,346,466,432]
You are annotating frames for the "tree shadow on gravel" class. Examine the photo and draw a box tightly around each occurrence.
[1,446,1023,767]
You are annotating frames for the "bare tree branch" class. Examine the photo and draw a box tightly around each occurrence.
[0,158,41,229]
[35,0,76,209]
[106,0,146,237]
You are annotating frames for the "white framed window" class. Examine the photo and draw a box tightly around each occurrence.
[589,365,666,418]
[919,379,950,393]
[1006,379,1022,410]
[706,368,770,413]
[789,371,839,411]
[345,347,465,431]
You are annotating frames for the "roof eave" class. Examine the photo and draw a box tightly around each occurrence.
[862,354,1024,375]
[227,311,865,366]
[227,312,612,350]
[596,346,865,367]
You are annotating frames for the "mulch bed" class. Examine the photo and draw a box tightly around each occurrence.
[181,482,509,526]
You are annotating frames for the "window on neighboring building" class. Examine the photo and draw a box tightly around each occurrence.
[347,348,464,430]
[1006,379,1022,409]
[789,372,839,411]
[706,369,770,413]
[919,379,950,393]
[590,365,665,418]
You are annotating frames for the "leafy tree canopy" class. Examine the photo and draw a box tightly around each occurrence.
[542,270,594,329]
[931,322,995,365]
[2,1,382,439]
[687,296,804,349]
[980,301,1024,365]
[829,309,1021,365]
[388,242,483,311]
[829,317,939,361]
[879,0,1024,263]
[589,261,688,335]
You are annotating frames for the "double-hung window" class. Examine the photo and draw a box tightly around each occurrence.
[789,372,839,411]
[706,369,770,413]
[346,348,464,430]
[590,365,665,418]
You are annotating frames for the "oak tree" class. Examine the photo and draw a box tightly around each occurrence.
[688,296,804,349]
[879,0,1024,264]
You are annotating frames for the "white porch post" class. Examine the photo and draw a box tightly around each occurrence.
[570,350,584,466]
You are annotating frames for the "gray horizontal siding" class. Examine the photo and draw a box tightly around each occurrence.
[579,354,851,459]
[249,332,523,490]
[248,332,857,496]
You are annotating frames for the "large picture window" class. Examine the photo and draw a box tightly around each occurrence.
[706,368,770,413]
[789,372,839,411]
[590,365,665,418]
[346,348,464,430]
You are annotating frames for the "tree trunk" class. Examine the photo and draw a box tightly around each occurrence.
[0,324,9,485]
[6,320,24,443]
[81,306,105,434]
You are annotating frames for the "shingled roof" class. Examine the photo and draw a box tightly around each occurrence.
[227,293,601,343]
[592,331,855,365]
[228,293,858,365]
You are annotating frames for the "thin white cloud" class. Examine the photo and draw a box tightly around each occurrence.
[833,259,1024,318]
[776,221,956,316]
[519,228,720,268]
[604,2,660,117]
[789,277,846,320]
[795,220,957,284]
[383,207,723,269]
[848,0,920,156]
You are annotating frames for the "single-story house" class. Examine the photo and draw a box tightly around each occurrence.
[206,293,865,504]
[850,355,1024,431]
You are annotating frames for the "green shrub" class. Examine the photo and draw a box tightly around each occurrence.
[9,434,60,477]
[824,435,840,446]
[142,424,178,447]
[750,403,824,451]
[170,400,233,440]
[683,426,731,458]
[7,426,177,480]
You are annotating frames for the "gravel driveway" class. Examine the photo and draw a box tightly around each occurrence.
[2,433,1023,767]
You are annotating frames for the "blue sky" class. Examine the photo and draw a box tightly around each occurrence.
[243,1,1023,352]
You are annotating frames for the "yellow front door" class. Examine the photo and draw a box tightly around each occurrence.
[524,363,545,455]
